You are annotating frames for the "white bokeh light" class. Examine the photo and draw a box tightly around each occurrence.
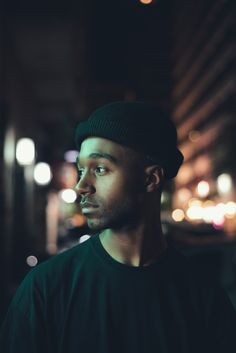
[26,255,38,267]
[60,189,77,203]
[225,201,236,217]
[197,180,210,198]
[16,138,35,165]
[217,173,232,194]
[34,162,52,185]
[172,209,185,222]
[186,205,203,220]
[202,206,216,223]
[64,150,79,163]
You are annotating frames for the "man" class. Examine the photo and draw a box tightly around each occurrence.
[0,101,236,353]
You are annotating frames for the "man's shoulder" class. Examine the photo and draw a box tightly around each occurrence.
[166,244,233,307]
[165,244,192,271]
[165,244,215,286]
[5,237,94,317]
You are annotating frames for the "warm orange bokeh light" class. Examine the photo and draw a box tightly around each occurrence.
[139,0,153,4]
[172,209,185,222]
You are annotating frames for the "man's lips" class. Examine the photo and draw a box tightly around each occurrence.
[80,202,99,209]
[80,202,99,216]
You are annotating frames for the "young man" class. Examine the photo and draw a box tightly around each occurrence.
[1,101,236,353]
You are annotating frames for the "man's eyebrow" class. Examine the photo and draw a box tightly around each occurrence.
[76,152,118,165]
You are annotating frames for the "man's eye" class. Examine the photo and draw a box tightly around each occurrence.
[95,166,107,175]
[78,169,84,177]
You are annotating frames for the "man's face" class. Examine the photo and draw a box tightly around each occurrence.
[76,137,146,231]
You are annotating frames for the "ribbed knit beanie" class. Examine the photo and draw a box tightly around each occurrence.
[75,101,184,179]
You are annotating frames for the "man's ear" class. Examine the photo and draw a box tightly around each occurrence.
[145,165,164,192]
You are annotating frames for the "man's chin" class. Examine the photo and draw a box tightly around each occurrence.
[86,219,105,231]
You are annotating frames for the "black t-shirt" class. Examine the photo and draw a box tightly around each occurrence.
[1,234,236,353]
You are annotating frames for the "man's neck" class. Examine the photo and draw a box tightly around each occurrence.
[99,223,167,267]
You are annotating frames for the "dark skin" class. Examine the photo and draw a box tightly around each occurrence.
[76,137,167,267]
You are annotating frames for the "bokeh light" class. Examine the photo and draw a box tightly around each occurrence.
[177,188,192,203]
[172,209,185,222]
[202,206,216,223]
[139,0,153,4]
[186,205,203,220]
[64,150,79,163]
[225,202,236,218]
[34,162,52,185]
[16,138,35,165]
[197,180,210,198]
[60,189,77,203]
[188,198,202,207]
[188,130,201,142]
[26,255,38,267]
[217,173,232,194]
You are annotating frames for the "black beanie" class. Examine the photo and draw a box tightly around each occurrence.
[75,101,184,179]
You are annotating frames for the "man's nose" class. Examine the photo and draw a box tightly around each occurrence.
[75,173,95,196]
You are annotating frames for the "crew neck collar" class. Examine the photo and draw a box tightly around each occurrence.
[90,233,170,273]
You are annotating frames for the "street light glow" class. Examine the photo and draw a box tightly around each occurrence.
[60,189,77,203]
[34,162,52,185]
[217,173,232,194]
[197,180,210,198]
[139,0,153,4]
[16,138,35,165]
